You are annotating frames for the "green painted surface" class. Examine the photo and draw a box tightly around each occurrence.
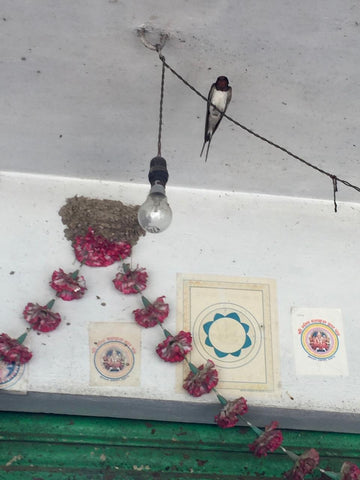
[0,412,359,479]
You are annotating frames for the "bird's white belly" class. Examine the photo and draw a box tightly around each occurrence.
[211,90,228,112]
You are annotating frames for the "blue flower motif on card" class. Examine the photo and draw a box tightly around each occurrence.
[203,312,252,358]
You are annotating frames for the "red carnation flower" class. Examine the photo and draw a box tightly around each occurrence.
[340,462,360,480]
[284,448,319,480]
[113,264,148,294]
[249,421,283,456]
[23,302,61,332]
[133,296,169,328]
[156,331,192,362]
[73,227,131,267]
[215,397,248,428]
[183,360,218,397]
[0,333,32,364]
[50,269,87,300]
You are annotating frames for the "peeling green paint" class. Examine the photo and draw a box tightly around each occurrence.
[0,412,359,479]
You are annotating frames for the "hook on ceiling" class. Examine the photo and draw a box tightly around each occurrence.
[137,25,169,52]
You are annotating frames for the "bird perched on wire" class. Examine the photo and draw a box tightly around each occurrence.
[200,76,232,162]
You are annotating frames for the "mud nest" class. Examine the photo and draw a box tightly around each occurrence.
[59,196,145,246]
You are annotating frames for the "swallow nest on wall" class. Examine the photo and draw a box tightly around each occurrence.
[59,196,145,246]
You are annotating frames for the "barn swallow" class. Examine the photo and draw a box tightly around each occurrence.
[200,76,232,162]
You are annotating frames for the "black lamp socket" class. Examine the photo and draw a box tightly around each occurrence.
[148,156,169,187]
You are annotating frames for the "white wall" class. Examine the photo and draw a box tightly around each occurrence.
[1,171,359,425]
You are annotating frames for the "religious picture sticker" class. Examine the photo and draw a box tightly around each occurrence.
[292,307,348,376]
[0,360,28,392]
[89,322,141,386]
[93,338,135,381]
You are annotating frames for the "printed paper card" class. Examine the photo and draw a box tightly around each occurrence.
[0,361,28,393]
[292,307,348,376]
[89,322,141,386]
[177,274,279,396]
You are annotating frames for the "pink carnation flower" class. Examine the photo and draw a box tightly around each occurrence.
[215,397,248,428]
[50,269,87,301]
[340,462,360,480]
[23,302,61,332]
[156,331,192,362]
[73,227,131,267]
[284,448,319,480]
[0,333,32,364]
[133,296,169,328]
[113,264,148,294]
[249,421,283,456]
[183,360,218,397]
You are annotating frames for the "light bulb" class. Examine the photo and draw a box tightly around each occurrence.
[138,183,172,233]
[138,156,172,234]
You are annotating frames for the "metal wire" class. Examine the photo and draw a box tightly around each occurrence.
[158,53,360,211]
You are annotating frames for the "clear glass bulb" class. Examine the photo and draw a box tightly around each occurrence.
[138,184,172,233]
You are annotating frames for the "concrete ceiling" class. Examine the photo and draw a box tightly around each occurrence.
[1,0,359,203]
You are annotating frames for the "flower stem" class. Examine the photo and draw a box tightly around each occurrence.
[188,362,199,374]
[212,388,227,406]
[317,469,340,480]
[46,299,56,310]
[163,328,172,338]
[141,296,152,308]
[71,270,79,279]
[279,445,299,461]
[238,416,263,436]
[217,394,228,406]
[17,332,28,344]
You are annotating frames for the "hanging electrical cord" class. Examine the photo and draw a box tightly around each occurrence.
[157,46,166,157]
[136,33,172,234]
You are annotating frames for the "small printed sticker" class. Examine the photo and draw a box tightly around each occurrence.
[299,321,339,361]
[89,322,141,386]
[93,338,135,381]
[292,307,348,376]
[0,360,26,390]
